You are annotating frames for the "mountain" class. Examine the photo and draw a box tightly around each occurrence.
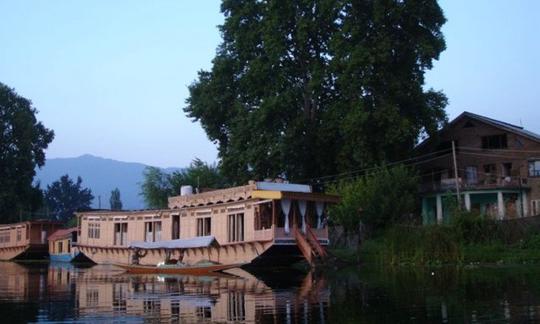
[34,154,183,210]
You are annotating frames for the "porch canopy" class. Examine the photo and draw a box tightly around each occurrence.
[129,236,218,250]
[251,190,340,203]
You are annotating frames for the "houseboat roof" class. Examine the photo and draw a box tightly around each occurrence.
[0,220,62,230]
[48,227,77,241]
[129,236,217,250]
[168,181,338,208]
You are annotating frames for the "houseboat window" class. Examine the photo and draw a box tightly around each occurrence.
[197,217,211,236]
[88,223,101,239]
[16,229,21,241]
[481,134,508,149]
[172,215,180,239]
[529,160,540,177]
[255,204,273,230]
[196,306,211,320]
[145,221,162,242]
[114,223,128,246]
[58,241,63,253]
[228,213,244,242]
[227,291,246,321]
[67,240,71,253]
[0,231,10,243]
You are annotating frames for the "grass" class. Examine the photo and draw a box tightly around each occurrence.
[335,213,540,267]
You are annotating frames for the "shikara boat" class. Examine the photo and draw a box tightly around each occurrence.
[114,261,246,275]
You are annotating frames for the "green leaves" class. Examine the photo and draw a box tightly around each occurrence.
[140,159,228,209]
[0,83,54,223]
[185,0,448,183]
[44,175,94,222]
[328,165,419,232]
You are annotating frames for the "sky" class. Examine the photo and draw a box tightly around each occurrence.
[0,1,538,168]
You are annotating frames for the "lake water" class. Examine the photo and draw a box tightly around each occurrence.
[1,262,540,323]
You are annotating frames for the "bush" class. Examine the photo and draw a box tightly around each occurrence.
[328,165,418,233]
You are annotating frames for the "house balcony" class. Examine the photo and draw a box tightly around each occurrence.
[420,176,530,194]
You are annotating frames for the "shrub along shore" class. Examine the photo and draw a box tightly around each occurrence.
[352,213,540,267]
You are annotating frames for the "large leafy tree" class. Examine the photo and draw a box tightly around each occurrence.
[140,159,227,209]
[185,0,447,183]
[44,175,94,222]
[0,83,54,223]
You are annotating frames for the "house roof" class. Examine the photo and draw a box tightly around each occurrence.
[48,227,77,241]
[459,111,540,142]
[417,111,540,149]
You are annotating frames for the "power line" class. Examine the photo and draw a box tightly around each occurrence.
[299,148,452,183]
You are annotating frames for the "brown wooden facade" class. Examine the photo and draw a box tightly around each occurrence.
[416,112,540,223]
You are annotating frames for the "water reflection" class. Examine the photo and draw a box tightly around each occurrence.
[0,262,329,323]
[5,262,540,322]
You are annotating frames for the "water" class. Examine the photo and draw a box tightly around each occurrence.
[2,262,540,323]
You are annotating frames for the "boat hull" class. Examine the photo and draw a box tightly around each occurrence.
[114,262,245,275]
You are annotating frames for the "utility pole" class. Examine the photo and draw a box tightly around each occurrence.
[98,195,101,209]
[452,141,461,209]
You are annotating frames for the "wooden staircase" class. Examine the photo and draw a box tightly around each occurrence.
[294,224,327,266]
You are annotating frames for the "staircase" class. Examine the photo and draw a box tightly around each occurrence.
[294,224,327,266]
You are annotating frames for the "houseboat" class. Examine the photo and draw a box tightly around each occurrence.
[0,220,63,260]
[76,181,339,268]
[48,227,88,262]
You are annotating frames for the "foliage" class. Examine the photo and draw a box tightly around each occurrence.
[44,175,94,222]
[140,167,170,209]
[109,188,123,210]
[140,159,228,209]
[328,165,418,232]
[0,83,54,223]
[185,0,448,183]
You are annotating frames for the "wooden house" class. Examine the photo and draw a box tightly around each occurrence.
[416,112,540,223]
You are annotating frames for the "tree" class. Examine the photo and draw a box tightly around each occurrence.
[44,175,94,222]
[109,188,123,210]
[0,82,54,223]
[328,165,418,234]
[140,159,227,209]
[185,0,447,184]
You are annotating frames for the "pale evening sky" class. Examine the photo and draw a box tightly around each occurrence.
[0,1,538,168]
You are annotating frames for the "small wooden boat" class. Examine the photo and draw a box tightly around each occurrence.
[114,261,245,275]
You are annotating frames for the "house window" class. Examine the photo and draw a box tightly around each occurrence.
[58,241,63,253]
[465,166,478,184]
[529,160,540,177]
[502,162,512,178]
[16,230,21,241]
[228,213,244,242]
[532,200,540,216]
[88,223,100,239]
[481,134,508,149]
[197,217,211,236]
[114,223,128,246]
[145,221,162,242]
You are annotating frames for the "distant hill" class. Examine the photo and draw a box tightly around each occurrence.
[34,154,183,210]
